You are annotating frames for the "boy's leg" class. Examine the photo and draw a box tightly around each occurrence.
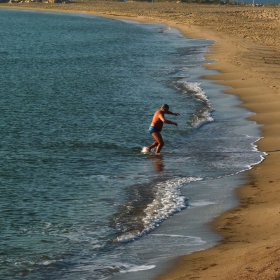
[151,132,164,153]
[148,141,158,151]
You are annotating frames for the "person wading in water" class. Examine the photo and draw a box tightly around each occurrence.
[145,104,179,154]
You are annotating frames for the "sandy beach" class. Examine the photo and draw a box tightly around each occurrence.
[1,1,280,279]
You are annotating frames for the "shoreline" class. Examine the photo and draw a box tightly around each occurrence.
[2,2,280,279]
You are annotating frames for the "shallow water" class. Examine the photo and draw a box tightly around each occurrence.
[0,9,264,280]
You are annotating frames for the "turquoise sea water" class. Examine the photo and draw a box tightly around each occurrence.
[0,9,264,280]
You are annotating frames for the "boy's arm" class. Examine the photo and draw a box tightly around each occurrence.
[159,113,178,126]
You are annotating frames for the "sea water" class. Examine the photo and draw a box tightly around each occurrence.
[0,9,264,280]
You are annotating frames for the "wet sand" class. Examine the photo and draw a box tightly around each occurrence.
[1,2,280,279]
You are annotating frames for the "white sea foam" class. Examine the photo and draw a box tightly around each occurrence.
[174,81,209,102]
[116,177,202,242]
[172,80,214,128]
[190,108,214,128]
[141,147,151,154]
[39,260,57,266]
[70,261,155,274]
[152,234,206,245]
[190,200,216,207]
[119,263,156,273]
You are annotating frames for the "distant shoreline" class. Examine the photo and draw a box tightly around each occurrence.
[2,3,280,279]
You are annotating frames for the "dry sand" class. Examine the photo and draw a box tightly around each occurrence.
[1,2,280,279]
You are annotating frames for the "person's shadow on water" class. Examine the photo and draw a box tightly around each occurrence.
[151,155,164,173]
